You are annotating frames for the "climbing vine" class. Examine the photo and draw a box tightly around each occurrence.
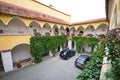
[76,40,105,80]
[73,36,98,53]
[30,35,67,63]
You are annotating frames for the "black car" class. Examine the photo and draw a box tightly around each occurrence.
[60,49,75,60]
[75,54,90,69]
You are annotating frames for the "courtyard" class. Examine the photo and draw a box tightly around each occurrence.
[0,53,81,80]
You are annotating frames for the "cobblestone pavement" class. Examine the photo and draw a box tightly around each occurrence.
[0,53,82,80]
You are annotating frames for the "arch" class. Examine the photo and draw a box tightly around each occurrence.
[53,24,59,35]
[85,25,95,36]
[42,23,51,35]
[77,26,85,36]
[29,20,41,35]
[7,16,27,35]
[70,27,76,36]
[0,19,5,34]
[59,26,65,35]
[95,23,108,35]
[11,44,31,63]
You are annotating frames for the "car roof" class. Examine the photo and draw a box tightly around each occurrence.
[78,54,90,60]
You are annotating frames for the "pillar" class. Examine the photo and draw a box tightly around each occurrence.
[68,40,72,49]
[1,51,13,72]
[74,41,76,50]
[60,46,63,52]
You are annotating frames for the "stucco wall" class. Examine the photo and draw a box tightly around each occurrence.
[0,0,71,22]
[11,44,31,62]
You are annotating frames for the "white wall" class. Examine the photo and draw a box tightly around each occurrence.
[11,44,31,62]
[1,51,13,72]
[83,42,91,53]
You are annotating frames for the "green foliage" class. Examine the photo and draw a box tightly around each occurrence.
[73,36,98,53]
[105,29,120,80]
[105,56,120,80]
[58,35,67,48]
[30,35,67,63]
[76,41,105,80]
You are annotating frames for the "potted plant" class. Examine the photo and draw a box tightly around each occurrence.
[34,32,41,36]
[45,32,50,36]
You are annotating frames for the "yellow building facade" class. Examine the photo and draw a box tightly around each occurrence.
[0,0,109,72]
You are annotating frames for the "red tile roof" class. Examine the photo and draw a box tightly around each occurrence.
[0,1,108,25]
[71,18,107,25]
[0,1,69,25]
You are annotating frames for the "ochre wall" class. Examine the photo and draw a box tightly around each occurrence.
[0,35,31,51]
[0,0,71,22]
[71,21,108,30]
[0,13,68,28]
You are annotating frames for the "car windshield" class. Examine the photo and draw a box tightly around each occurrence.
[63,49,68,52]
[76,55,89,64]
[76,58,85,64]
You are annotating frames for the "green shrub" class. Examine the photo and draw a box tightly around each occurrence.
[76,41,105,80]
[105,29,120,80]
[30,35,67,63]
[73,36,98,53]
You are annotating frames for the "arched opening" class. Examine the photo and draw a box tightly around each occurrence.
[42,23,51,36]
[77,26,84,36]
[85,25,95,36]
[53,25,59,35]
[66,27,70,35]
[83,42,91,53]
[29,21,41,36]
[0,19,5,34]
[11,44,32,68]
[70,27,76,36]
[60,26,65,35]
[7,17,27,35]
[95,23,107,36]
[0,52,4,73]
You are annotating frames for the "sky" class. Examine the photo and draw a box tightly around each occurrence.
[36,0,106,23]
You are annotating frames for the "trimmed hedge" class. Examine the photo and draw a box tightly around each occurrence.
[30,35,67,63]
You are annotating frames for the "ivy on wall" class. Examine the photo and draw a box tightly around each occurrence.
[73,36,98,53]
[76,40,105,80]
[30,35,67,63]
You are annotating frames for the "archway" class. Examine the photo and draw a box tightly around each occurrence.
[60,26,65,35]
[42,23,51,36]
[29,21,41,35]
[70,27,76,36]
[7,17,27,35]
[85,25,95,36]
[0,52,4,73]
[53,24,59,35]
[77,26,84,36]
[11,44,32,68]
[66,27,70,35]
[0,19,5,34]
[95,23,107,36]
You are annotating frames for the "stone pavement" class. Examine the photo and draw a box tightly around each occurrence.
[0,53,81,80]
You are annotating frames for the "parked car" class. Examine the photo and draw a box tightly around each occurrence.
[75,54,90,69]
[60,49,75,60]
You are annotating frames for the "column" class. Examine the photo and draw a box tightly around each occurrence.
[60,46,63,52]
[68,40,72,49]
[74,41,76,50]
[1,51,13,72]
